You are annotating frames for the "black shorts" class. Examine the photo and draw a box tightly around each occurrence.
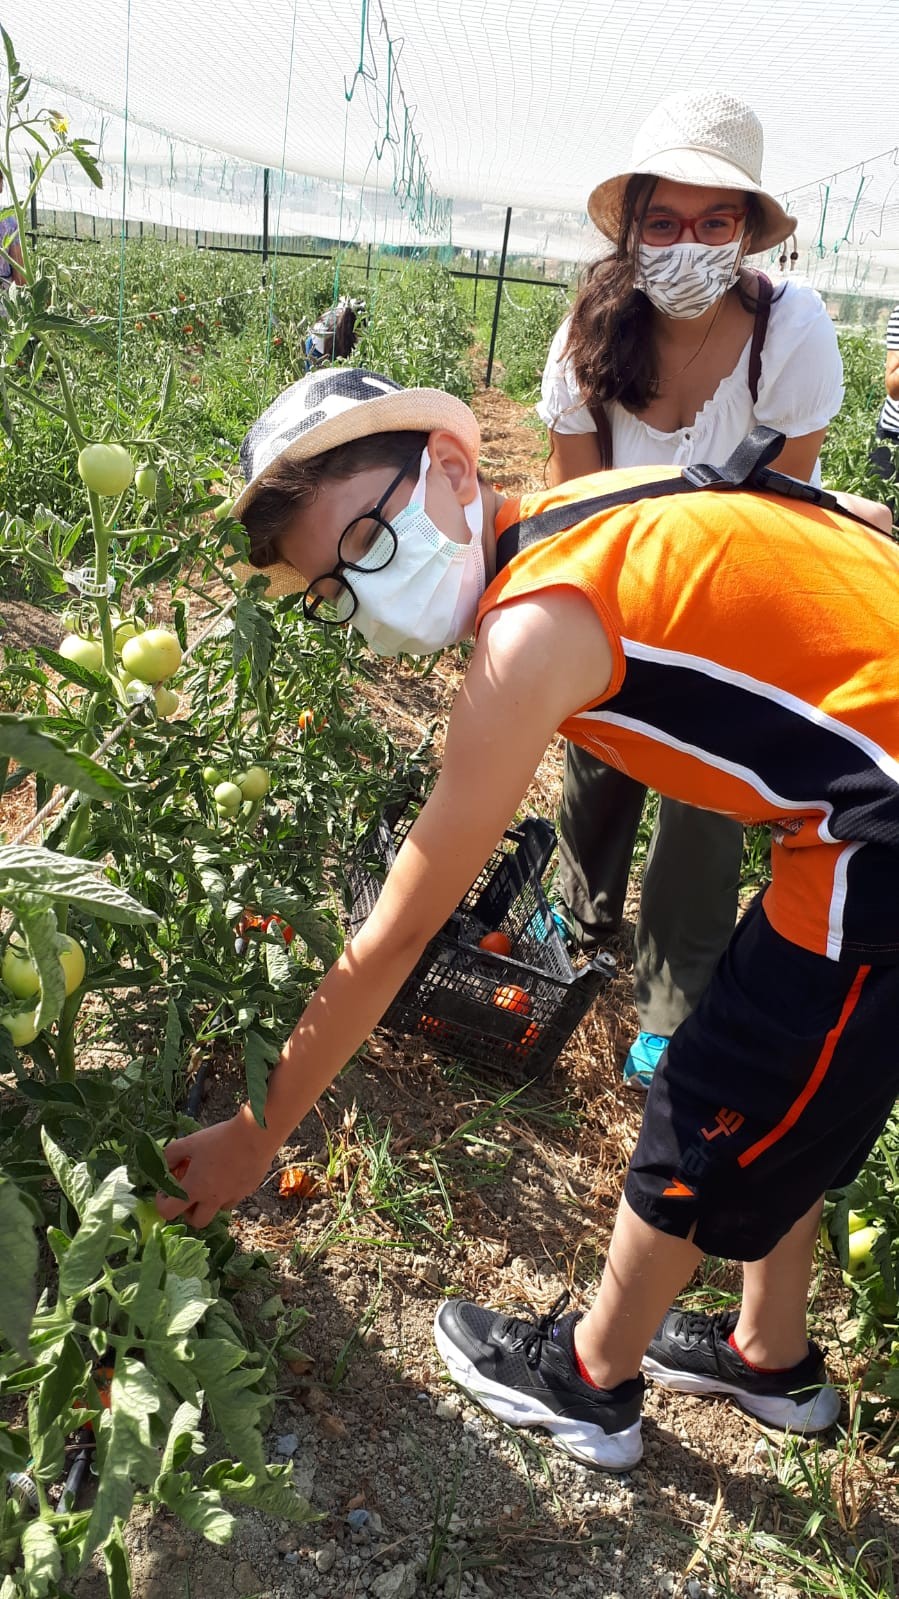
[624,897,899,1260]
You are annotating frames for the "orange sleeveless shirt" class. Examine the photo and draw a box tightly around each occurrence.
[478,466,899,961]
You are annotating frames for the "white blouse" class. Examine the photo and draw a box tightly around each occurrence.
[536,279,844,486]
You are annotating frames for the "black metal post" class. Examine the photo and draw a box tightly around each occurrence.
[472,249,480,314]
[485,207,512,388]
[365,242,372,279]
[262,167,270,275]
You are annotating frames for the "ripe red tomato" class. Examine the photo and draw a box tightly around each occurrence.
[492,983,531,1016]
[419,1013,447,1038]
[509,1020,541,1052]
[478,930,512,957]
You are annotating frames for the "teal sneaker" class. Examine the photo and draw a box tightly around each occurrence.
[623,1032,668,1090]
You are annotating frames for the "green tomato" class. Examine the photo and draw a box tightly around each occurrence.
[113,618,142,656]
[154,686,180,718]
[133,1197,162,1243]
[214,781,243,815]
[237,765,270,801]
[59,633,103,671]
[2,941,40,1000]
[212,495,233,521]
[121,628,183,684]
[1,1009,39,1047]
[57,934,86,996]
[134,464,158,501]
[847,1209,870,1234]
[846,1224,882,1280]
[77,442,135,497]
[201,765,222,785]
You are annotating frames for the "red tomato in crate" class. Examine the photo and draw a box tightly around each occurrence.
[491,983,531,1016]
[478,931,512,957]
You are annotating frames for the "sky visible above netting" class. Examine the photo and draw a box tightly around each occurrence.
[10,0,899,292]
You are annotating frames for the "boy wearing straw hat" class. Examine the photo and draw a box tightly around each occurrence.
[158,367,898,1471]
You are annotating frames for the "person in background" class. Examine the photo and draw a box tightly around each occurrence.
[304,295,363,369]
[869,302,899,513]
[538,91,844,1089]
[0,171,25,300]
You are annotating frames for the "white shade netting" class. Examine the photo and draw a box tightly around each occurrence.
[7,0,899,291]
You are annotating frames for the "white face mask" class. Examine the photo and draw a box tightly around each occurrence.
[634,238,744,319]
[349,447,485,657]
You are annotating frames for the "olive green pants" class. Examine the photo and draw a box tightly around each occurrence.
[558,742,743,1038]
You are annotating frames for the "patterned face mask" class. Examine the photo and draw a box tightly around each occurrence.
[633,238,744,320]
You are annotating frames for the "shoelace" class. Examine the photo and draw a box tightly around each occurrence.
[500,1290,572,1369]
[669,1309,734,1347]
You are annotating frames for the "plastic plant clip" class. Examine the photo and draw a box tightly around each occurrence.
[62,566,117,598]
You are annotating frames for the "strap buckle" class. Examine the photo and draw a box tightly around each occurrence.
[681,425,788,491]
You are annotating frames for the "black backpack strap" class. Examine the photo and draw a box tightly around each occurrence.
[682,424,787,488]
[496,428,888,572]
[496,476,700,568]
[685,425,886,531]
[747,272,773,404]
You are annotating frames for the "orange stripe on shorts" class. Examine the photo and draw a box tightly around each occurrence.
[737,965,871,1169]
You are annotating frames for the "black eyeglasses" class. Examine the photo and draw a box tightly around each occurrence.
[302,453,419,627]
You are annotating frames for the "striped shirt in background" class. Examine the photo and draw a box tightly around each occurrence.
[879,304,899,436]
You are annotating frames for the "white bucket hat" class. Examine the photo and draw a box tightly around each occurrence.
[588,91,797,255]
[231,368,481,599]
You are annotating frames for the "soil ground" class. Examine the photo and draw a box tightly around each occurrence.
[4,381,898,1599]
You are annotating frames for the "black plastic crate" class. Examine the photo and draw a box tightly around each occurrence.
[346,809,615,1081]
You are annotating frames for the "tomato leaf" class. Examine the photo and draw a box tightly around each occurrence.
[257,884,343,966]
[28,310,114,352]
[135,1131,187,1201]
[157,1399,204,1478]
[0,846,157,924]
[68,138,103,190]
[0,1172,39,1356]
[189,1321,268,1476]
[41,1129,93,1216]
[58,1166,134,1301]
[102,1524,132,1599]
[232,598,273,689]
[15,900,66,1033]
[20,1520,62,1598]
[82,1359,161,1564]
[33,646,108,692]
[35,1332,85,1440]
[0,716,126,798]
[154,1472,235,1542]
[202,1458,317,1523]
[243,1029,277,1128]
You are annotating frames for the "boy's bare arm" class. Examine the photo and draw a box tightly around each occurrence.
[157,588,612,1227]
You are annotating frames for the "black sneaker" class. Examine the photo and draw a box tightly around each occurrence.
[642,1309,840,1432]
[433,1291,644,1470]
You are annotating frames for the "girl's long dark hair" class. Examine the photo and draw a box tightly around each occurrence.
[560,176,769,467]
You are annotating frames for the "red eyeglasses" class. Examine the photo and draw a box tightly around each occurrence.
[641,210,747,247]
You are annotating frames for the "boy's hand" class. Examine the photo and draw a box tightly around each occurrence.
[156,1104,279,1229]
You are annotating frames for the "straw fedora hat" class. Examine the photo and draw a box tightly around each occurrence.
[587,90,797,255]
[230,368,481,600]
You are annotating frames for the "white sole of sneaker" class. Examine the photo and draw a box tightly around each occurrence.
[433,1311,643,1471]
[641,1357,841,1432]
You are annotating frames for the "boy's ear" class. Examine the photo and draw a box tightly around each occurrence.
[428,428,480,505]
